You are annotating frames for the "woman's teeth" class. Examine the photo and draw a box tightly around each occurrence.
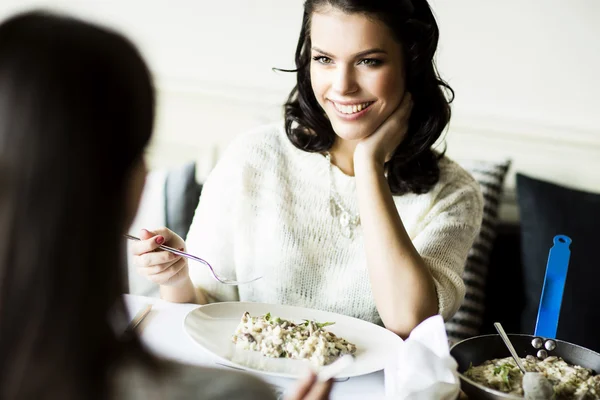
[333,101,372,114]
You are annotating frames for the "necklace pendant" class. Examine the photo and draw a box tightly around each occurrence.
[326,151,360,239]
[341,225,353,239]
[339,210,358,239]
[340,211,351,228]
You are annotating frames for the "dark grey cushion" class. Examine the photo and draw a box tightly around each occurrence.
[164,162,202,240]
[517,173,600,352]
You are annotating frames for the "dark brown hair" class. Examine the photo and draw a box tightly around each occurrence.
[0,11,156,399]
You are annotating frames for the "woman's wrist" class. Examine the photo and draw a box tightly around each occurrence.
[355,141,387,164]
[353,146,385,176]
[159,274,197,303]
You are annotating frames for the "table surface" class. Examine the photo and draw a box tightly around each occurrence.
[125,294,387,400]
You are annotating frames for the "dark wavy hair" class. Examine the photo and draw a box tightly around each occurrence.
[0,11,158,400]
[282,0,453,195]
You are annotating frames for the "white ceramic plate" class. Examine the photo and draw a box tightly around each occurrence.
[183,302,402,379]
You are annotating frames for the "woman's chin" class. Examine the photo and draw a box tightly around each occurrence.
[330,120,374,142]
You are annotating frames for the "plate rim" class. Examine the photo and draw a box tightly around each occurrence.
[182,301,402,379]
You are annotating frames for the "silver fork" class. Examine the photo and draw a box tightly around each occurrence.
[124,234,262,285]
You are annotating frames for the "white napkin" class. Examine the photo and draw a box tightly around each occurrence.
[384,315,460,400]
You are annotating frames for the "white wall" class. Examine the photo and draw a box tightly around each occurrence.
[434,0,600,129]
[1,0,599,221]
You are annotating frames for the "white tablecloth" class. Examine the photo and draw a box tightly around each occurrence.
[124,294,386,400]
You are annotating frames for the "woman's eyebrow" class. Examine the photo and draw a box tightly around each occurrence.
[311,46,388,58]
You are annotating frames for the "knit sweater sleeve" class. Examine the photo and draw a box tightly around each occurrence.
[411,172,483,320]
[185,138,247,303]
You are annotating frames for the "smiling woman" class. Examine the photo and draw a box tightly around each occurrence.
[133,0,483,339]
[283,0,454,192]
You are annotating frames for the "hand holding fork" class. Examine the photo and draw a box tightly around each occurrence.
[127,228,261,286]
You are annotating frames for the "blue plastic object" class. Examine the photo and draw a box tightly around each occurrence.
[534,235,572,339]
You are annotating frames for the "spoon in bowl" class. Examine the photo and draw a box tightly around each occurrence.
[494,322,553,400]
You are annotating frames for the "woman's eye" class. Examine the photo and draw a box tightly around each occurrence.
[359,58,382,67]
[312,56,333,64]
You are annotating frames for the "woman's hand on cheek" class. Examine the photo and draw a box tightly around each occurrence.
[354,92,413,166]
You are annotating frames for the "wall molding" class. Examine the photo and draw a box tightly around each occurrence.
[156,76,600,151]
[449,111,600,152]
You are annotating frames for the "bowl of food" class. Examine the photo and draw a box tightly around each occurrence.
[450,333,600,399]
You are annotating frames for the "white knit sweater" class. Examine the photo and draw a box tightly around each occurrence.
[187,123,483,323]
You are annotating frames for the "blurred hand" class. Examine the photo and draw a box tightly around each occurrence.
[131,228,190,287]
[286,372,333,400]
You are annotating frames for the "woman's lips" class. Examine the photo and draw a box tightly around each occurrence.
[329,100,375,121]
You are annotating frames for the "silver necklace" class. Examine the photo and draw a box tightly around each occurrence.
[325,152,360,239]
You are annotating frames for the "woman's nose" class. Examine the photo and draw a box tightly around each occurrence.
[332,66,358,95]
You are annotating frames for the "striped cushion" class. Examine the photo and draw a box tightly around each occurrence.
[445,159,511,344]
